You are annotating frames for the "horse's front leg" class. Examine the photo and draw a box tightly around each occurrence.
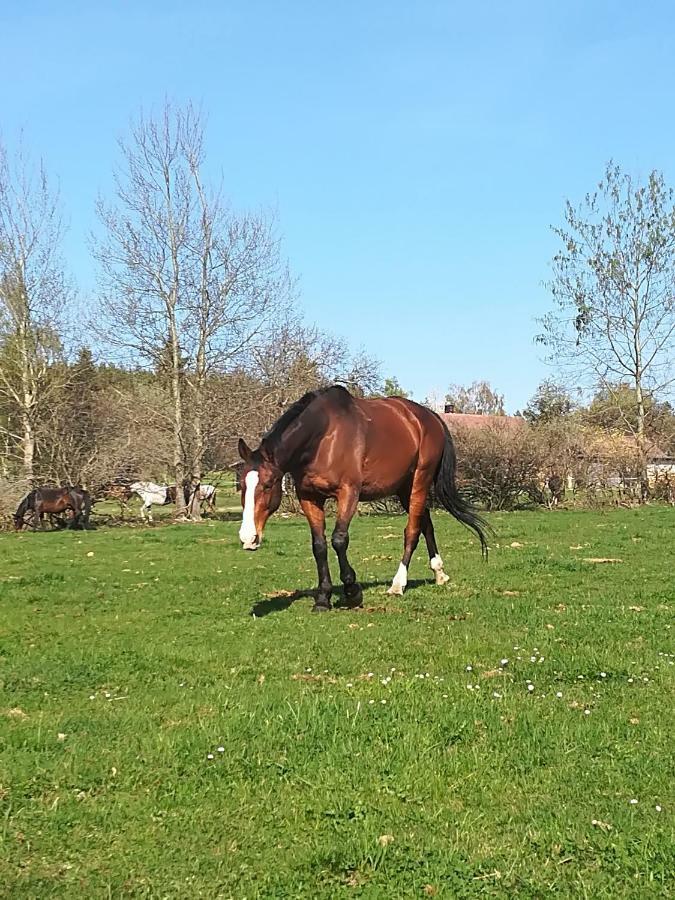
[332,485,362,607]
[299,497,332,612]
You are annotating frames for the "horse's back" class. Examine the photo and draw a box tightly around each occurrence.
[131,481,167,505]
[353,396,446,496]
[357,396,445,455]
[290,387,447,499]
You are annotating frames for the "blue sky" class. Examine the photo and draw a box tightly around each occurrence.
[3,1,675,410]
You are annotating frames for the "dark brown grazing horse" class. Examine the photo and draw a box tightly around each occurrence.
[14,486,92,531]
[238,385,488,611]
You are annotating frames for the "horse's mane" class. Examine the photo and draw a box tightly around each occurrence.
[261,389,322,450]
[259,385,353,461]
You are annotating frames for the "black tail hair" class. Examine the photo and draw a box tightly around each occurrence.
[432,415,491,559]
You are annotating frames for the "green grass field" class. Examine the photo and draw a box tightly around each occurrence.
[0,507,673,898]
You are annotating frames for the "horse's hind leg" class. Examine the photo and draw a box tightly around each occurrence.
[388,470,434,596]
[397,487,449,587]
[419,510,450,585]
[332,486,362,607]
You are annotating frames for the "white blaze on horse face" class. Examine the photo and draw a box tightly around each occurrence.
[387,562,408,596]
[239,470,260,549]
[430,554,450,585]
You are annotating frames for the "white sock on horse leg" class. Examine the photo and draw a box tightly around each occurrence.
[387,562,408,595]
[430,554,450,585]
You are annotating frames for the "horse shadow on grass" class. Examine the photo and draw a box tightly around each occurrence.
[249,579,430,617]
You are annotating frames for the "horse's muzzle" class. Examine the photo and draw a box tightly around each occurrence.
[241,534,260,551]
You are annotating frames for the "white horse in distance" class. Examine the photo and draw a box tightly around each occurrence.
[130,482,217,522]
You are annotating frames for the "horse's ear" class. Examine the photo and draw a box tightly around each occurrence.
[238,438,253,463]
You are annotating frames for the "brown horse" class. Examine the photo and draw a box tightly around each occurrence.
[237,385,488,611]
[14,486,92,531]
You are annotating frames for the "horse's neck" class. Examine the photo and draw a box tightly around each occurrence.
[266,417,316,473]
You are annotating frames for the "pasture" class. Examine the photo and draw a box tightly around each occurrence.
[0,507,673,897]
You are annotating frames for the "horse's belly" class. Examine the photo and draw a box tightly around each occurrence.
[358,471,414,501]
[358,444,418,499]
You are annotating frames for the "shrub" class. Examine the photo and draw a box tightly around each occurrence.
[453,422,547,510]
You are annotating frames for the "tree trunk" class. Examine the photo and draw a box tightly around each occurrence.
[188,347,206,521]
[18,310,35,487]
[169,314,187,518]
[188,396,203,521]
[635,378,649,501]
[22,411,35,486]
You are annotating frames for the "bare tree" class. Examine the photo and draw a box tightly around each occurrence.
[0,137,70,485]
[539,163,675,496]
[93,104,202,517]
[181,142,295,517]
[249,314,380,424]
[94,102,297,520]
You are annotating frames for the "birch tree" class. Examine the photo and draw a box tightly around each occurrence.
[539,163,675,496]
[94,104,200,517]
[181,141,294,517]
[94,102,295,519]
[0,137,70,485]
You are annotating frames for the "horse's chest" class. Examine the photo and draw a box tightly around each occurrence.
[295,470,338,497]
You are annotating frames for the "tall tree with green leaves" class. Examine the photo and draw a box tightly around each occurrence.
[382,376,410,398]
[445,380,505,415]
[539,163,675,495]
[523,380,575,424]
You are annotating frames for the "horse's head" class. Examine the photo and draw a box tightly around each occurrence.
[237,438,283,550]
[13,513,25,531]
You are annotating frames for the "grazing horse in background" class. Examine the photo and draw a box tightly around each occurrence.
[130,481,217,521]
[129,481,180,522]
[546,473,564,509]
[14,486,92,531]
[237,385,488,612]
[197,483,217,513]
[93,482,133,515]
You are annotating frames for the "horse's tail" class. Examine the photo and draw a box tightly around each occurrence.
[432,415,490,559]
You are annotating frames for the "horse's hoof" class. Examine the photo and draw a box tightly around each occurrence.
[311,603,331,613]
[435,571,450,586]
[387,584,404,596]
[344,585,363,607]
